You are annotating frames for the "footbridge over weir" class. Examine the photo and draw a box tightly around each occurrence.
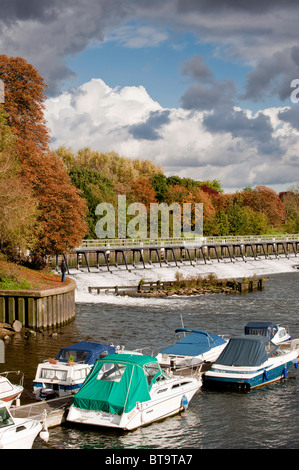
[57,234,299,273]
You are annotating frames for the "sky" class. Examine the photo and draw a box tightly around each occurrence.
[1,1,299,192]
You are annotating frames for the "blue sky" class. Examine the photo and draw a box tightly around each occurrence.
[65,32,253,110]
[1,1,299,192]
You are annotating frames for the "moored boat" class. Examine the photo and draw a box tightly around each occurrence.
[0,372,24,407]
[203,335,299,391]
[244,321,291,344]
[33,341,116,399]
[156,328,227,372]
[0,402,42,449]
[67,353,202,431]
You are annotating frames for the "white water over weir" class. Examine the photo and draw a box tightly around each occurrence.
[54,234,299,304]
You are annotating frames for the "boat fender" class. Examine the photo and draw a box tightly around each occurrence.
[39,411,49,443]
[181,395,188,410]
[263,370,269,381]
[294,358,298,369]
[283,367,287,379]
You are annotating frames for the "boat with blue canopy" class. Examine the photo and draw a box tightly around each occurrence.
[33,342,117,399]
[67,353,202,430]
[244,321,291,344]
[203,335,299,391]
[156,328,227,371]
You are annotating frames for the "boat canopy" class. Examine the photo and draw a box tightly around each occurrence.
[159,328,226,357]
[215,335,273,367]
[71,354,163,415]
[56,342,115,365]
[245,321,278,340]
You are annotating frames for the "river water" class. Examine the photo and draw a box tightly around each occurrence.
[2,267,299,450]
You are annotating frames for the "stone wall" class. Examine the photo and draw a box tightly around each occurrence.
[0,279,76,329]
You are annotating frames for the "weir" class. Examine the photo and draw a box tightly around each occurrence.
[57,234,299,273]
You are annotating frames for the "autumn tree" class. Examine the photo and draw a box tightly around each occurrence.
[241,186,285,227]
[0,55,88,258]
[0,105,37,257]
[127,178,157,209]
[280,184,299,232]
[183,187,217,236]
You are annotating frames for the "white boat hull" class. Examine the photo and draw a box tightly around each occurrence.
[204,347,299,390]
[67,376,201,431]
[0,418,42,449]
[157,343,227,369]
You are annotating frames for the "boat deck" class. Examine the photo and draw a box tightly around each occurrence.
[10,396,72,428]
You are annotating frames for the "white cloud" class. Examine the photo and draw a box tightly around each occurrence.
[45,78,299,191]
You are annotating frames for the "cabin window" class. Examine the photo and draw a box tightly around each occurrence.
[74,369,88,380]
[0,407,14,428]
[97,363,126,383]
[40,369,67,381]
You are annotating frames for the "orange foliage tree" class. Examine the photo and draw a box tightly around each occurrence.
[127,178,157,209]
[0,55,87,258]
[241,186,285,227]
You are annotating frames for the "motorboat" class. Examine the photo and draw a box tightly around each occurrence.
[67,353,202,431]
[244,321,291,344]
[0,371,24,407]
[203,335,299,391]
[33,341,116,399]
[156,328,228,372]
[0,402,42,449]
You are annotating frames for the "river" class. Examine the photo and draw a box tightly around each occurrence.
[2,263,299,450]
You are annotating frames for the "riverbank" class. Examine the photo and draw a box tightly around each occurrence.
[0,257,67,290]
[0,258,76,335]
[68,255,298,302]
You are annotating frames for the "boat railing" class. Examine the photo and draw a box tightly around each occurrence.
[279,338,299,351]
[165,363,204,378]
[43,359,87,365]
[0,371,24,387]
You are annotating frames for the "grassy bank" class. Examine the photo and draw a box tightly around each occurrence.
[0,256,66,290]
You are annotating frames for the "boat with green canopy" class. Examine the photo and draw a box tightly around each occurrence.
[67,353,201,430]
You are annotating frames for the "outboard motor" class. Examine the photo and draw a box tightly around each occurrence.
[40,388,58,400]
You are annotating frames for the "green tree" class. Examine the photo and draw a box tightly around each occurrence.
[151,173,168,202]
[69,167,115,238]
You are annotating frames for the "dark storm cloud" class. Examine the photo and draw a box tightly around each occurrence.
[128,110,171,140]
[177,0,299,14]
[181,56,214,84]
[0,0,63,22]
[203,107,280,155]
[0,0,134,95]
[2,0,299,98]
[180,80,235,111]
[278,106,299,131]
[241,47,299,102]
[179,55,236,110]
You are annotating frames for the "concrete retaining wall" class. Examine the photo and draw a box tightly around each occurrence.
[0,279,76,329]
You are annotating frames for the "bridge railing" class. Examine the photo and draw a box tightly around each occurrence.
[77,234,299,249]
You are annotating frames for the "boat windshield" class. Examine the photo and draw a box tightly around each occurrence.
[0,379,13,394]
[58,349,90,363]
[96,363,126,383]
[0,407,14,429]
[265,342,282,357]
[144,363,162,386]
